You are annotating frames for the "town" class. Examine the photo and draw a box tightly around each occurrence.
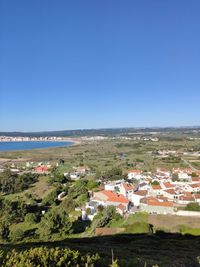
[88,167,200,219]
[2,160,200,219]
[0,131,200,266]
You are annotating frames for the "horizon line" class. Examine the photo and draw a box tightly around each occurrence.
[1,125,200,133]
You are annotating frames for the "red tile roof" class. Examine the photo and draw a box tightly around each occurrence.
[133,190,148,196]
[172,168,193,174]
[164,189,176,195]
[99,190,129,204]
[192,177,200,182]
[157,195,169,201]
[147,200,174,207]
[163,182,174,188]
[179,195,195,201]
[122,183,134,191]
[189,183,200,188]
[152,185,162,190]
[117,204,126,211]
[141,197,174,207]
[35,166,49,172]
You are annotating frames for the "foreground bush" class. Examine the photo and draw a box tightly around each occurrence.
[0,247,100,267]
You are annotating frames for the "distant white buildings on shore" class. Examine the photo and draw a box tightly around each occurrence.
[0,136,64,142]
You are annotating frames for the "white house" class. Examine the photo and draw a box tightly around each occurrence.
[119,183,134,200]
[92,190,130,211]
[138,182,150,191]
[160,182,174,190]
[116,204,127,216]
[127,170,142,180]
[188,183,200,193]
[70,172,81,180]
[131,190,148,206]
[104,179,124,192]
[162,189,180,201]
[149,184,163,196]
[156,168,171,178]
[178,173,192,182]
[177,194,195,205]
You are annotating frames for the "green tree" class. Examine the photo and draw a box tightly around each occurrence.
[9,228,24,242]
[104,167,123,181]
[92,206,118,230]
[185,202,200,211]
[68,180,88,199]
[42,189,58,206]
[87,180,99,190]
[0,221,10,242]
[60,197,76,213]
[25,213,38,224]
[150,181,160,186]
[39,208,73,238]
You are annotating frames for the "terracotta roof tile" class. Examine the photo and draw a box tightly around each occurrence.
[152,185,162,190]
[100,190,129,204]
[164,189,176,195]
[122,183,134,191]
[117,204,126,210]
[189,183,200,188]
[163,182,174,188]
[133,190,148,196]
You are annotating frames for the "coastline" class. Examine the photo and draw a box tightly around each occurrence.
[0,138,82,146]
[0,139,82,154]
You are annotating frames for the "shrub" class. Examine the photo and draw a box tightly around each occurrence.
[10,228,25,242]
[185,202,200,211]
[2,247,100,267]
[125,222,149,234]
[0,221,10,241]
[25,213,38,224]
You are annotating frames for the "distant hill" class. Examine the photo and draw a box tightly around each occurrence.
[0,126,200,137]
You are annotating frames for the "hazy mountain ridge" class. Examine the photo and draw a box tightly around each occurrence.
[0,126,200,137]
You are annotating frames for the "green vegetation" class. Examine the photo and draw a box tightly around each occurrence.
[108,213,150,234]
[38,208,73,238]
[185,202,200,211]
[0,247,100,267]
[150,181,160,186]
[0,233,200,266]
[91,206,122,232]
[0,171,38,194]
[179,225,200,236]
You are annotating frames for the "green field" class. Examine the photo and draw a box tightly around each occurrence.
[1,136,200,174]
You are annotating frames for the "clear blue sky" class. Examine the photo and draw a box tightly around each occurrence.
[0,0,200,131]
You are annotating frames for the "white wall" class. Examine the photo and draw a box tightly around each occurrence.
[176,210,200,217]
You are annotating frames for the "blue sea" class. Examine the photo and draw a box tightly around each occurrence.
[0,141,73,151]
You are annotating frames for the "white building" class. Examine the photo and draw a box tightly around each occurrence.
[131,190,148,206]
[127,170,142,180]
[119,183,134,201]
[178,173,192,182]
